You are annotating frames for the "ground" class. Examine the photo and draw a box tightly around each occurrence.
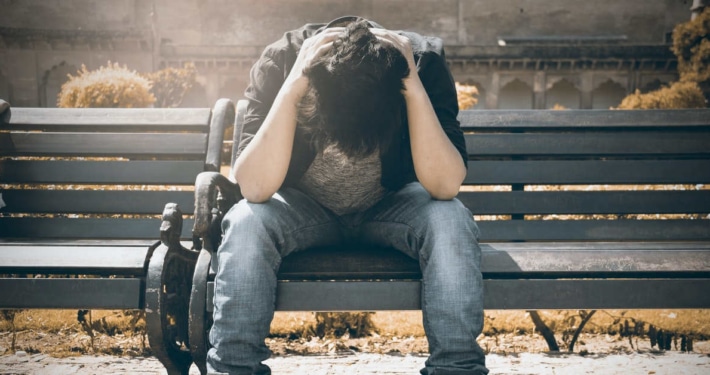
[1,310,710,374]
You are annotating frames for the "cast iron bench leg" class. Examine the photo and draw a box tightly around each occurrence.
[146,203,198,375]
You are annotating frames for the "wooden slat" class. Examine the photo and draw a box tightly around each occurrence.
[480,243,710,278]
[0,278,144,309]
[458,109,710,129]
[2,190,194,214]
[465,132,710,156]
[0,244,152,275]
[458,191,710,215]
[2,107,212,130]
[1,132,207,157]
[0,160,204,184]
[477,220,710,242]
[0,218,195,239]
[273,242,710,281]
[465,160,710,185]
[205,279,710,311]
[484,279,710,309]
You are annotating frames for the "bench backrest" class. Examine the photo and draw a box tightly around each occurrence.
[231,101,710,243]
[458,109,710,242]
[0,99,235,240]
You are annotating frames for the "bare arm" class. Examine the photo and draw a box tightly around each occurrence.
[372,30,466,200]
[234,29,343,202]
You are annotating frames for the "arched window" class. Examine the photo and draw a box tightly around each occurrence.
[41,62,77,107]
[592,79,627,109]
[498,78,533,109]
[546,79,580,109]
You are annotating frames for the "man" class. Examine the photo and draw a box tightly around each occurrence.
[208,16,488,375]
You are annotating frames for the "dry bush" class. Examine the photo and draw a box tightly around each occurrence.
[57,62,155,108]
[672,7,710,85]
[456,82,479,110]
[616,81,706,109]
[143,63,197,108]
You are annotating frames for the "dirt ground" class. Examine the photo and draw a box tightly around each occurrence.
[1,338,710,375]
[2,310,710,374]
[2,332,710,374]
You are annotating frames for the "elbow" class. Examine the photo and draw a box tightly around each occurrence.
[239,187,274,203]
[422,178,462,201]
[234,174,276,203]
[428,185,460,201]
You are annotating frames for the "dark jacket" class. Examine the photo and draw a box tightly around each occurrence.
[238,16,467,192]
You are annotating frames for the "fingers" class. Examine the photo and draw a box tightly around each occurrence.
[369,29,410,51]
[370,29,416,71]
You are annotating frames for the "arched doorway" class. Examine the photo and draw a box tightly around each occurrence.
[592,79,627,109]
[499,78,533,109]
[546,79,581,109]
[41,62,77,107]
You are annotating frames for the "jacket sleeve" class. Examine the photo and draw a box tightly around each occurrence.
[415,37,468,167]
[237,48,286,160]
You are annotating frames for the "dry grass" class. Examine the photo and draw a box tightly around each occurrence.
[2,309,708,357]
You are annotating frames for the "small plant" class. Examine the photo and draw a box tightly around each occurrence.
[58,62,155,108]
[311,312,378,338]
[1,309,20,352]
[616,81,706,109]
[143,63,197,108]
[456,82,479,110]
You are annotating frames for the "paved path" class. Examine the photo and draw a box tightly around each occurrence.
[1,351,710,375]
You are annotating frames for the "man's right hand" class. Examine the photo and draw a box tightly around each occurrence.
[283,27,344,98]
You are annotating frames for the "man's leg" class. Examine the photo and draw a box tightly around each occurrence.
[207,188,342,375]
[361,182,488,375]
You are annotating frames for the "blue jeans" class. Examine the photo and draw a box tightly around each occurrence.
[207,182,488,375]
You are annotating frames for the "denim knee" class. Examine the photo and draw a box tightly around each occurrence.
[218,199,282,272]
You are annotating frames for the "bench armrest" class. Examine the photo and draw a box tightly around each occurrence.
[193,171,241,251]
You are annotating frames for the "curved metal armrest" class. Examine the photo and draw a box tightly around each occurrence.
[193,171,241,250]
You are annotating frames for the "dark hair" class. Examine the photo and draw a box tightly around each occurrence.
[298,20,410,156]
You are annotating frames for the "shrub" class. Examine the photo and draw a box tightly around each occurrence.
[456,82,479,110]
[58,62,155,108]
[616,81,706,109]
[671,8,710,84]
[143,63,197,108]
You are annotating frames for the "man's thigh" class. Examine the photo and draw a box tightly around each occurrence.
[358,182,478,259]
[222,187,345,257]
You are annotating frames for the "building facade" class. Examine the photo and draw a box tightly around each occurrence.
[0,0,701,109]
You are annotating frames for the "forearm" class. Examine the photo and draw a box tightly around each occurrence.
[233,87,302,202]
[404,78,466,200]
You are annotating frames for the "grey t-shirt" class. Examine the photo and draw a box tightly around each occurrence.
[295,144,388,216]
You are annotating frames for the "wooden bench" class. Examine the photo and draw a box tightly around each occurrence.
[0,98,234,373]
[169,101,710,375]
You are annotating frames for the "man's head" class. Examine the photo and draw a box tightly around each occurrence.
[298,20,410,156]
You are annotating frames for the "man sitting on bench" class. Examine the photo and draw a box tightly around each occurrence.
[208,16,488,375]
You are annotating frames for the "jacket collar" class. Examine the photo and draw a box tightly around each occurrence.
[316,16,383,34]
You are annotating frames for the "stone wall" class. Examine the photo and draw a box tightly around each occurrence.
[0,0,695,108]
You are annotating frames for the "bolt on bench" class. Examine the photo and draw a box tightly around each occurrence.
[167,101,710,375]
[0,98,234,373]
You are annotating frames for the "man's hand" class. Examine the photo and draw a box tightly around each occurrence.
[370,29,417,81]
[372,29,466,200]
[284,28,344,97]
[235,28,346,203]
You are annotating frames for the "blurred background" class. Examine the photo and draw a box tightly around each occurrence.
[0,0,706,109]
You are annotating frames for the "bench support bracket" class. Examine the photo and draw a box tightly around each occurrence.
[146,203,199,375]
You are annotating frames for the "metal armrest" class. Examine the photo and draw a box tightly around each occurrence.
[193,171,241,251]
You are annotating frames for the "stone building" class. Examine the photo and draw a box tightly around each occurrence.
[0,0,702,109]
